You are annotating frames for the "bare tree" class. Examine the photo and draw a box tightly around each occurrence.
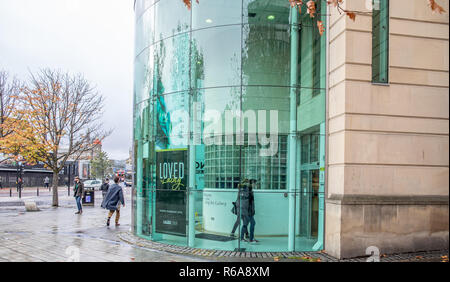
[19,69,111,206]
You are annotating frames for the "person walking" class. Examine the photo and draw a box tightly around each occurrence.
[230,180,249,239]
[101,176,125,227]
[17,177,23,192]
[73,176,85,214]
[44,176,50,191]
[100,178,110,199]
[236,179,259,243]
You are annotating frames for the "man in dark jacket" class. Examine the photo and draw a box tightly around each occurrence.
[101,176,125,226]
[236,179,259,243]
[100,178,110,199]
[73,176,85,214]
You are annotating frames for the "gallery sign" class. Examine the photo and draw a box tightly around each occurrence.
[155,149,188,236]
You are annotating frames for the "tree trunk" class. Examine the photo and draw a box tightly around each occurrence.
[52,171,59,207]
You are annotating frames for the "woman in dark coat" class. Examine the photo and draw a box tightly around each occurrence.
[101,176,125,226]
[73,177,85,214]
[235,179,258,243]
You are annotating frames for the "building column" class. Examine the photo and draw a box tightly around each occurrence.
[288,7,299,252]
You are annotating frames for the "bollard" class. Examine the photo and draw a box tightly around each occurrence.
[37,186,39,196]
[9,187,11,197]
[19,187,21,199]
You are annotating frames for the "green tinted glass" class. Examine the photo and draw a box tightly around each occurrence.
[372,0,389,83]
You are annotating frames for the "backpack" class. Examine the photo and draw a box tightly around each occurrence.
[231,202,237,215]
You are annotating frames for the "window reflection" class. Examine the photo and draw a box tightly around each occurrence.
[133,0,328,252]
[191,26,242,89]
[154,0,190,41]
[192,0,242,30]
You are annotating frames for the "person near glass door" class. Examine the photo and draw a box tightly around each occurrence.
[237,179,259,243]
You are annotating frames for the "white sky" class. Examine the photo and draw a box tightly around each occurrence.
[0,0,135,160]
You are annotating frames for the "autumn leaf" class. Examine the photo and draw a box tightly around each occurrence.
[327,0,343,7]
[317,20,325,36]
[345,11,356,21]
[428,0,446,14]
[289,0,303,13]
[182,0,199,10]
[306,0,317,18]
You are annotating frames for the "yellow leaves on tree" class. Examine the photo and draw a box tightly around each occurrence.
[0,116,47,164]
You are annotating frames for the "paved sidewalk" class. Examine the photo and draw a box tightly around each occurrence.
[0,190,208,262]
[118,231,448,262]
[0,187,447,262]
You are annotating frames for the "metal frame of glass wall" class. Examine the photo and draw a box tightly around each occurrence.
[133,0,326,252]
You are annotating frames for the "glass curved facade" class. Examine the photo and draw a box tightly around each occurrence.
[133,0,326,252]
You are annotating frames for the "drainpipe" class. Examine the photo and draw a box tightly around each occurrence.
[288,7,299,252]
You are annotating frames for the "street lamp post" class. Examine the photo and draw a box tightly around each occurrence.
[17,161,22,199]
[67,164,71,196]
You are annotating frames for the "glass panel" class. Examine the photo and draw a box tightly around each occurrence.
[192,0,242,30]
[242,23,291,87]
[297,1,326,98]
[155,91,190,150]
[242,86,290,134]
[134,47,154,104]
[135,0,156,20]
[154,0,190,41]
[191,26,242,89]
[134,101,146,237]
[243,0,290,25]
[295,123,325,251]
[135,6,154,55]
[152,148,188,245]
[241,135,287,190]
[242,0,291,87]
[372,0,389,83]
[133,0,328,251]
[193,189,290,252]
[155,34,190,95]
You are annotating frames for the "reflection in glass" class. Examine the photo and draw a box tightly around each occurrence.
[154,0,190,41]
[192,0,242,30]
[133,0,328,252]
[242,0,291,87]
[243,0,290,25]
[191,26,242,88]
[155,34,190,95]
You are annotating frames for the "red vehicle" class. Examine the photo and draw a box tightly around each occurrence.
[116,170,125,182]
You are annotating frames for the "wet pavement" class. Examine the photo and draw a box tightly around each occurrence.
[0,186,210,262]
[0,186,447,262]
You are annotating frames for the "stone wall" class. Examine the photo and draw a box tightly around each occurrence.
[325,0,449,258]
